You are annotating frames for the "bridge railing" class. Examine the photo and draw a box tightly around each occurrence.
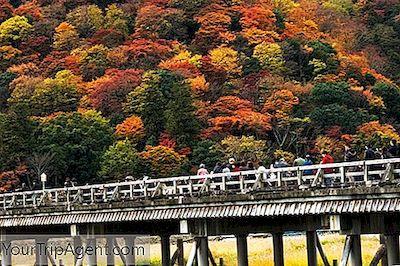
[1,158,400,210]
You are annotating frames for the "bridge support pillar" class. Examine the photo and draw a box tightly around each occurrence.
[72,236,82,264]
[272,232,284,266]
[236,234,248,266]
[86,238,97,266]
[106,236,114,266]
[35,238,48,266]
[125,236,136,266]
[386,234,399,266]
[306,231,317,266]
[86,224,97,266]
[349,235,362,266]
[1,240,11,266]
[196,237,209,266]
[161,235,170,266]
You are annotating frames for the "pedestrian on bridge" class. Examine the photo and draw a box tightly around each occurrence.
[320,150,334,186]
[344,145,357,162]
[222,164,232,181]
[293,156,305,166]
[228,158,236,171]
[382,147,393,159]
[364,145,375,160]
[275,158,289,168]
[388,140,399,157]
[212,162,223,174]
[197,164,209,176]
[197,164,209,184]
[303,155,313,176]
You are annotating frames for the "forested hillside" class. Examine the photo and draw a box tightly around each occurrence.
[0,0,399,188]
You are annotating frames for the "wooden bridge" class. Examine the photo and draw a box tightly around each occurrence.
[1,158,400,266]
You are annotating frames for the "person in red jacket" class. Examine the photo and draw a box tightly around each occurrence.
[321,150,334,186]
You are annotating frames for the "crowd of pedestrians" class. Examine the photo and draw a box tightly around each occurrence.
[196,140,400,186]
[13,140,400,192]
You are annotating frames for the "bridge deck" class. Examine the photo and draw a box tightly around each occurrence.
[1,186,400,227]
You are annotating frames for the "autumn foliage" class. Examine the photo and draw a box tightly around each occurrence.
[115,115,145,142]
[0,0,400,184]
[140,145,185,177]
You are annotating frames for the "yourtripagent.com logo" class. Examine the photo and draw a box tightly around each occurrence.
[0,234,150,266]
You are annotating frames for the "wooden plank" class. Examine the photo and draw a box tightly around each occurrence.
[340,236,353,266]
[170,248,179,266]
[208,248,217,266]
[186,241,197,266]
[316,234,330,266]
[177,239,184,266]
[312,169,322,187]
[369,244,386,266]
[272,232,284,266]
[383,163,394,182]
[47,252,57,266]
[113,238,127,266]
[340,167,345,184]
[380,235,388,266]
[306,231,317,266]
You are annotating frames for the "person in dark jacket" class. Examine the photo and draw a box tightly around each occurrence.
[344,145,357,162]
[303,155,313,176]
[388,140,399,157]
[364,145,375,160]
[212,162,223,174]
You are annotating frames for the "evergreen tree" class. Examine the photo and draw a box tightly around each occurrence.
[35,111,113,185]
[165,81,199,147]
[0,110,35,171]
[0,72,16,112]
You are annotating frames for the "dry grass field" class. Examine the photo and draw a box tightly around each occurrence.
[10,234,382,265]
[150,234,381,266]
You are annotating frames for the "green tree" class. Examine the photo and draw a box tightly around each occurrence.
[217,135,268,162]
[0,16,32,45]
[282,39,311,81]
[310,104,373,133]
[253,42,285,73]
[125,71,183,145]
[0,71,16,111]
[35,110,113,185]
[306,41,340,77]
[66,5,103,37]
[311,82,352,106]
[76,44,110,81]
[98,140,144,181]
[104,4,129,34]
[8,75,44,114]
[29,70,81,116]
[165,81,199,147]
[0,111,34,171]
[190,140,223,169]
[372,82,400,121]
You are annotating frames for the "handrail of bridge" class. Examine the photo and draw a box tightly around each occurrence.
[1,158,400,210]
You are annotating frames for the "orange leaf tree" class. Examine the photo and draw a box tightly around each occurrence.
[140,145,185,177]
[115,115,146,143]
[89,69,142,118]
[193,5,235,51]
[355,121,400,148]
[0,165,26,192]
[199,96,272,138]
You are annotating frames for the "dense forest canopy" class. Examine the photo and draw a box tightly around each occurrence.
[0,0,400,189]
